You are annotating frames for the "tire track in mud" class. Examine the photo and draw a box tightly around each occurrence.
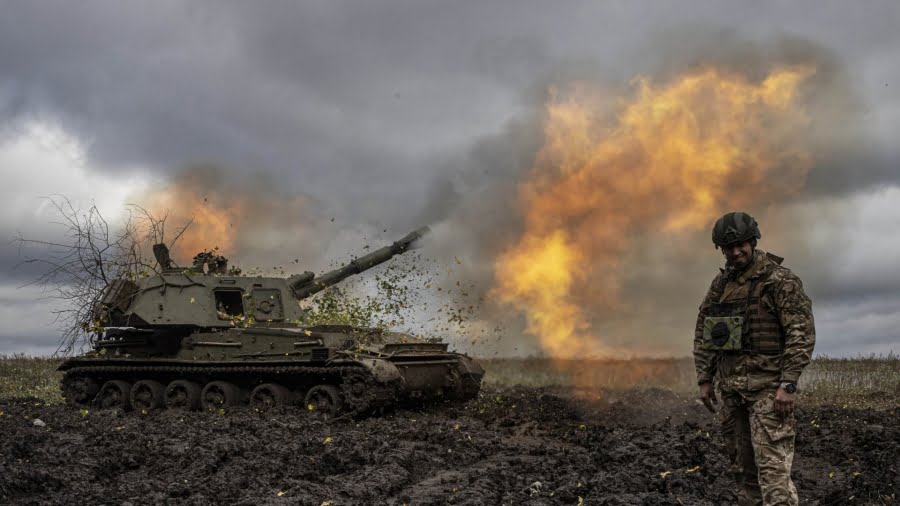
[1,387,896,505]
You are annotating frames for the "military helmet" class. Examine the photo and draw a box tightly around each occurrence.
[712,211,761,247]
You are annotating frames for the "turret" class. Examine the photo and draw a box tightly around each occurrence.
[94,226,431,330]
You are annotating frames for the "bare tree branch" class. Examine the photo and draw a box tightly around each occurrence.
[13,196,191,356]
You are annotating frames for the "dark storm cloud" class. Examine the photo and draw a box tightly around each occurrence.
[0,247,55,285]
[2,1,894,203]
[0,1,559,218]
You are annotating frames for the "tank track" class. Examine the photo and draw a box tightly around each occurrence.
[61,364,394,417]
[61,364,362,376]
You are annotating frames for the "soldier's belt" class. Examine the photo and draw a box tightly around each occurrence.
[702,316,744,351]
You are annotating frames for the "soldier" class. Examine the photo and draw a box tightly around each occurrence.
[694,211,816,506]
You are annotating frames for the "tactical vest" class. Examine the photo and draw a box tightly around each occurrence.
[703,257,785,355]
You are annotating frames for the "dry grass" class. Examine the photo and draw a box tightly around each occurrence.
[0,354,64,404]
[799,354,900,408]
[482,357,698,393]
[482,355,900,409]
[1,354,898,409]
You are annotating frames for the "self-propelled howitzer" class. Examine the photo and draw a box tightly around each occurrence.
[59,226,483,417]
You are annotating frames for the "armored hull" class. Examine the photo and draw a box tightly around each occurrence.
[60,325,482,417]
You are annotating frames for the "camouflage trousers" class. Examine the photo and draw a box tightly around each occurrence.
[720,390,798,506]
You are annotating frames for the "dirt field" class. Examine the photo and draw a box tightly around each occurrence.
[1,384,896,505]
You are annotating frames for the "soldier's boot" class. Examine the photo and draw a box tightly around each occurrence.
[750,393,799,506]
[722,395,763,506]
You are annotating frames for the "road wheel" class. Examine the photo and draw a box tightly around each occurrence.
[444,367,463,399]
[166,380,202,411]
[304,385,343,420]
[62,374,99,405]
[250,383,292,413]
[341,371,375,414]
[130,380,165,411]
[460,373,482,401]
[97,380,132,410]
[201,381,243,411]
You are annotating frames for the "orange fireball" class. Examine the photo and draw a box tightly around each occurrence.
[137,167,255,261]
[493,66,815,360]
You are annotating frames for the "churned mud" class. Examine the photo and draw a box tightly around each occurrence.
[1,386,896,505]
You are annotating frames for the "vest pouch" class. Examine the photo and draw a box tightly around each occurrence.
[702,316,744,351]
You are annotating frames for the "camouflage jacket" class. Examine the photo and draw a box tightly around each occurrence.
[693,250,816,393]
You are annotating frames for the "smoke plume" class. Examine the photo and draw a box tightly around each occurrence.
[422,33,867,360]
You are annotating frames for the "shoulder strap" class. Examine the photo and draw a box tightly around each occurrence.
[765,251,784,265]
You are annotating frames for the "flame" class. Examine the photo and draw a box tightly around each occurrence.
[142,175,250,261]
[493,65,815,359]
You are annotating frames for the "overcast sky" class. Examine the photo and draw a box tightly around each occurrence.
[1,1,898,358]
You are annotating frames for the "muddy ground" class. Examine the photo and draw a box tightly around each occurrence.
[0,387,896,505]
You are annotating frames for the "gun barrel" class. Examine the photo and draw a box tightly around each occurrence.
[291,226,430,299]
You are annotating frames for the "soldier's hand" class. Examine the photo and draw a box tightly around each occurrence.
[699,382,718,413]
[774,387,796,419]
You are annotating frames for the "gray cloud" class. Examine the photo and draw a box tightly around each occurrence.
[3,2,897,199]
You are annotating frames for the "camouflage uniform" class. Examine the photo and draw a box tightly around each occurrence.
[694,249,816,506]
